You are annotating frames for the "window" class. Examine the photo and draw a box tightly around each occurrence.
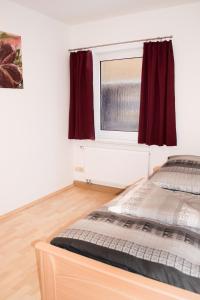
[93,47,143,143]
[100,58,142,132]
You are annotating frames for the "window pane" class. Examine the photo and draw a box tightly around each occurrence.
[100,57,142,132]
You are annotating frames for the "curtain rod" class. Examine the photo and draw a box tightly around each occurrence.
[68,35,173,52]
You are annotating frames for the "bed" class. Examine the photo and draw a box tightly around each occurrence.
[35,155,200,300]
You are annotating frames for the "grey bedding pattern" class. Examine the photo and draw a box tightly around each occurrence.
[52,209,200,279]
[150,155,200,194]
[107,181,200,232]
[51,155,200,293]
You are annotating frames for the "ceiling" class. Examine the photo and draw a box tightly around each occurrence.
[10,0,200,24]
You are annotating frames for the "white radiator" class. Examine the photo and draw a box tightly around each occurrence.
[79,145,149,188]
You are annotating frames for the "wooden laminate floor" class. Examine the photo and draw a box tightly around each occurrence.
[0,186,115,300]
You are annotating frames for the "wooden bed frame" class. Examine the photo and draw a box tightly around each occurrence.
[35,241,199,300]
[35,174,200,300]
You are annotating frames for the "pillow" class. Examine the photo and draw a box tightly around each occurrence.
[150,155,200,194]
[108,181,200,232]
[168,155,200,162]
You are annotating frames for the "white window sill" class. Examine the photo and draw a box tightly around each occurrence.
[95,137,138,146]
[72,138,150,152]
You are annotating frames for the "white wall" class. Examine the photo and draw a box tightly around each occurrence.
[1,1,200,213]
[0,0,73,214]
[69,2,200,187]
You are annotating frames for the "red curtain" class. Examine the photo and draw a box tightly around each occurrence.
[138,41,177,146]
[68,51,95,140]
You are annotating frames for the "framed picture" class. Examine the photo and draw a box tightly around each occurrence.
[0,31,23,89]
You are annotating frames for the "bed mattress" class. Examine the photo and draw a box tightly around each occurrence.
[51,181,200,294]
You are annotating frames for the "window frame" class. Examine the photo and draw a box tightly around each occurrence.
[93,45,143,144]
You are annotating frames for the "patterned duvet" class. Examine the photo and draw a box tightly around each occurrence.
[51,180,200,294]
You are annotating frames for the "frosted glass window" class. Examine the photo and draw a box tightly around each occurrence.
[100,57,142,132]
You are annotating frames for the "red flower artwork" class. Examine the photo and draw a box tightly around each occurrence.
[0,32,23,89]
